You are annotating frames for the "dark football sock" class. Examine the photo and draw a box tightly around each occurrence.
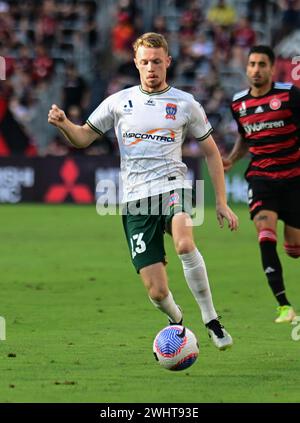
[259,240,290,306]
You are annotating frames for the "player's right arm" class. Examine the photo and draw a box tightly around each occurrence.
[222,135,249,172]
[48,104,99,148]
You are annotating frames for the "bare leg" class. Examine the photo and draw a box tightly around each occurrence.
[140,262,182,324]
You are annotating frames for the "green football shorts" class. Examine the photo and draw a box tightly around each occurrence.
[122,189,193,273]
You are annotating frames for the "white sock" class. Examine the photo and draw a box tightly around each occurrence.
[149,291,182,324]
[179,248,217,324]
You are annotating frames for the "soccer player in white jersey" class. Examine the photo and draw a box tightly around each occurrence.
[48,32,238,350]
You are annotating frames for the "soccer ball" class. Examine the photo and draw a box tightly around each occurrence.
[153,325,199,371]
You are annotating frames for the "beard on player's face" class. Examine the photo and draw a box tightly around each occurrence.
[252,80,265,87]
[248,73,271,89]
[145,79,161,89]
[141,73,166,90]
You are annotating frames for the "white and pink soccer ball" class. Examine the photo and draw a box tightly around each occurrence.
[153,325,199,371]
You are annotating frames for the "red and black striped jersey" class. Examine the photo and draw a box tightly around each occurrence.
[231,82,300,181]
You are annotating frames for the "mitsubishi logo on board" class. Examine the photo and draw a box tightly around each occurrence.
[44,158,93,203]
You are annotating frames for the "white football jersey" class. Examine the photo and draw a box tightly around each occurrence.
[87,85,212,202]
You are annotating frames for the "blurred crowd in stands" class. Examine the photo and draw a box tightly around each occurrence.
[0,0,300,157]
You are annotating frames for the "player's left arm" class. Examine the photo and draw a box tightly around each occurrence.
[200,135,239,231]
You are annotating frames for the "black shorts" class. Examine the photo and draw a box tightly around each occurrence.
[247,178,300,228]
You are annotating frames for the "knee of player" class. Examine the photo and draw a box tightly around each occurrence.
[174,238,195,255]
[284,243,300,259]
[258,228,277,244]
[148,287,169,302]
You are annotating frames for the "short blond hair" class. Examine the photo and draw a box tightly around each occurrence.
[133,32,169,56]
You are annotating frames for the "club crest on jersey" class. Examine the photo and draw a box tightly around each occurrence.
[269,98,281,110]
[169,192,180,206]
[165,103,177,120]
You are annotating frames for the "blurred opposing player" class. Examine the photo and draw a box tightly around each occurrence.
[48,32,238,349]
[224,45,300,323]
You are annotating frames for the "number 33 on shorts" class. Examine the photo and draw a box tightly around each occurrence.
[130,232,146,258]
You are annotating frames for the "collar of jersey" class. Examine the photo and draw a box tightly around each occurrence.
[139,85,171,96]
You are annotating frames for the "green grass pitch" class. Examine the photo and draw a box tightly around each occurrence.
[0,204,299,403]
